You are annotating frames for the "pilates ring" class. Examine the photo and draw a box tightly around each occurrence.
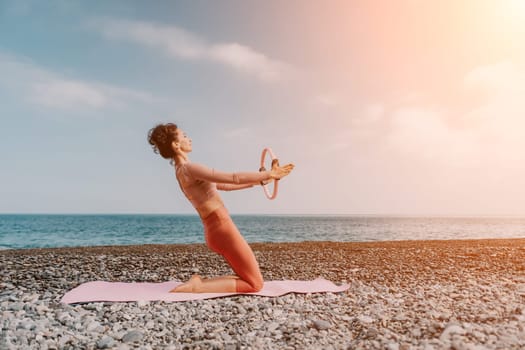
[259,148,279,200]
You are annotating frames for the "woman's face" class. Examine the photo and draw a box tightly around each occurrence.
[175,129,192,153]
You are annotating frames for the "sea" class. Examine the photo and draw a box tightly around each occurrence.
[1,214,525,250]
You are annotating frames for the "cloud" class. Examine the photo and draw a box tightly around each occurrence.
[386,61,525,166]
[387,107,478,165]
[30,79,154,110]
[31,80,108,109]
[462,61,525,163]
[314,94,339,107]
[353,104,384,125]
[222,127,253,140]
[91,18,291,83]
[0,51,155,111]
[209,43,287,82]
[463,61,519,95]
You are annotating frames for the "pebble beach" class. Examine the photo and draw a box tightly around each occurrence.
[1,239,525,349]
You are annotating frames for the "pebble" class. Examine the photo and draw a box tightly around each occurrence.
[1,241,525,349]
[386,342,399,350]
[312,320,331,330]
[357,315,375,324]
[97,335,115,349]
[122,330,144,343]
[440,323,466,342]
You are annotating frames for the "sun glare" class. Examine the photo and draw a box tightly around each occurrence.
[504,0,525,20]
[510,0,525,11]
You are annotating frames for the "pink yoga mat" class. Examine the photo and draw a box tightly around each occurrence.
[61,278,350,304]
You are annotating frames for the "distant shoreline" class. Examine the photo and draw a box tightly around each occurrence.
[2,213,525,218]
[3,237,525,254]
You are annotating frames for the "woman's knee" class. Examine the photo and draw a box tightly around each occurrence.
[251,277,264,292]
[236,275,263,293]
[247,274,264,292]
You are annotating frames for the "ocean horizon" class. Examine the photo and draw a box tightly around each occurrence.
[2,214,525,250]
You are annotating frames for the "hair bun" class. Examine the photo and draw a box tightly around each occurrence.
[147,123,178,159]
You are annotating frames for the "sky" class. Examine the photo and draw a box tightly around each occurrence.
[1,0,525,216]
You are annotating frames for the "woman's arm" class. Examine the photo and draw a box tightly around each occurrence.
[185,162,270,184]
[216,183,255,191]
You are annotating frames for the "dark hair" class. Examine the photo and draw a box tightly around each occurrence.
[147,123,179,160]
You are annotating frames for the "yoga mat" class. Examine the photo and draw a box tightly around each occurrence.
[61,278,350,304]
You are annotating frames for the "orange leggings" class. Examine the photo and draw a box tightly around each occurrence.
[203,206,263,292]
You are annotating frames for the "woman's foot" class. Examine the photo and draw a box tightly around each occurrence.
[169,274,202,293]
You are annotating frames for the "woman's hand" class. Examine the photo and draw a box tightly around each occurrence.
[269,162,295,180]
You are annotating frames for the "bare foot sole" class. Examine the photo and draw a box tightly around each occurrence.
[169,275,202,293]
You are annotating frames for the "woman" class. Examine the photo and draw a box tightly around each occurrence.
[147,123,294,293]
